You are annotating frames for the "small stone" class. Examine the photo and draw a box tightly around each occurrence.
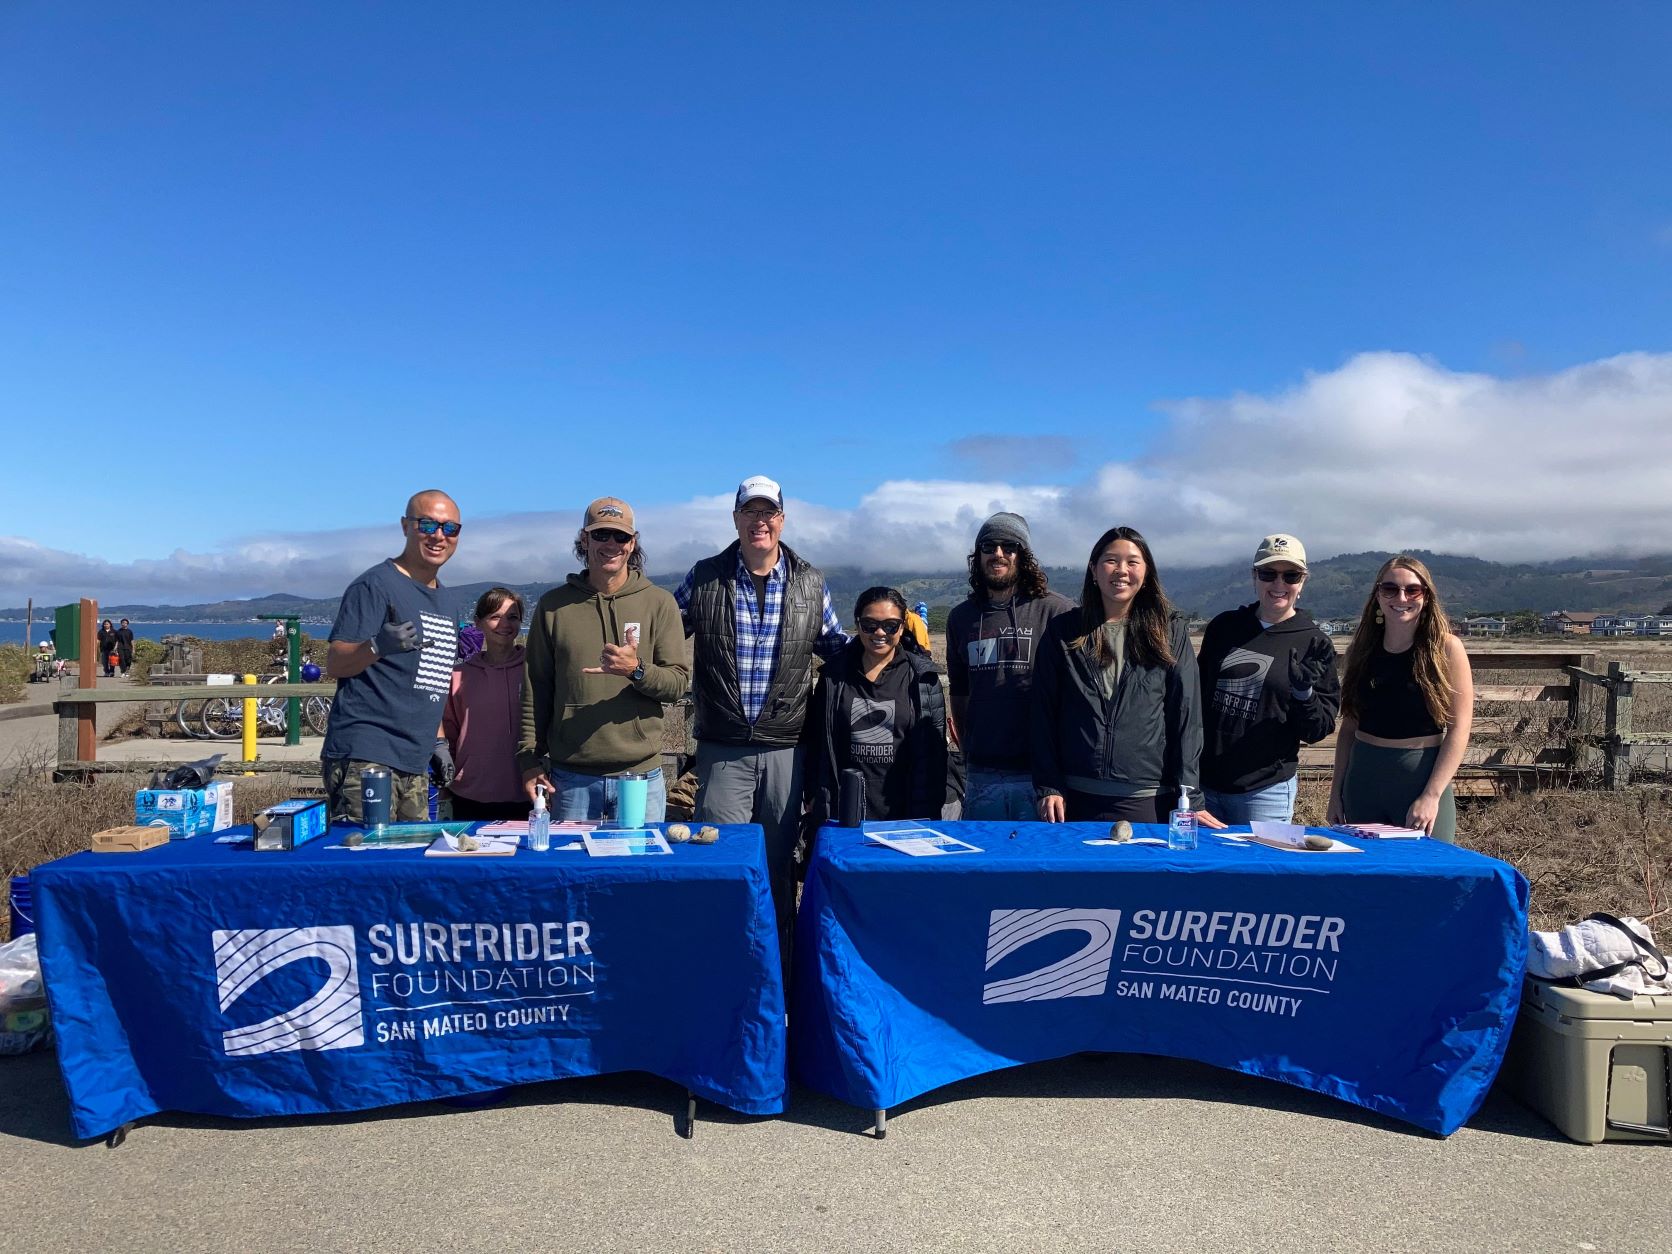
[666,823,691,843]
[695,825,720,844]
[457,834,479,852]
[1303,834,1333,851]
[1110,821,1133,843]
[343,832,364,847]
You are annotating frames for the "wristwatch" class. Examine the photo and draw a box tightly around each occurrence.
[629,662,646,682]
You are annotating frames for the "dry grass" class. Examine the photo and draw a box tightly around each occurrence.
[0,643,28,705]
[0,750,304,942]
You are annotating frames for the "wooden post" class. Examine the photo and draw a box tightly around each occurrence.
[1602,660,1635,791]
[24,597,31,651]
[77,597,97,764]
[1568,651,1600,775]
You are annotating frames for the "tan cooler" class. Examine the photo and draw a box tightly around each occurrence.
[1503,979,1671,1144]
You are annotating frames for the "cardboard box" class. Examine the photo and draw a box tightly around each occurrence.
[92,825,171,853]
[1503,979,1672,1143]
[134,780,235,838]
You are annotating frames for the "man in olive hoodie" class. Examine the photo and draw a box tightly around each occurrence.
[518,497,690,822]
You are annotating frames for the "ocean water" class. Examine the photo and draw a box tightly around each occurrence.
[4,621,335,646]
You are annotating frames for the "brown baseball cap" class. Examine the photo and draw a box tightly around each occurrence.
[582,497,637,535]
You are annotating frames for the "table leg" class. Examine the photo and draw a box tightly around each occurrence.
[874,1108,887,1139]
[684,1090,697,1140]
[106,1121,134,1149]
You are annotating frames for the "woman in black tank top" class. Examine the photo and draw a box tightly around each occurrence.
[1327,556,1473,842]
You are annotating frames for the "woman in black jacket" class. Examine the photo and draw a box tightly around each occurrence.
[803,586,949,831]
[1032,526,1202,824]
[1197,534,1340,824]
[96,619,118,678]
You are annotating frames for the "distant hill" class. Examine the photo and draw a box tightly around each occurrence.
[7,552,1672,627]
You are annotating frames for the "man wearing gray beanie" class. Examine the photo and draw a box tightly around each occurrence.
[945,511,1075,819]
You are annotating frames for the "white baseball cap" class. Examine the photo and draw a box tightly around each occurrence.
[735,475,784,510]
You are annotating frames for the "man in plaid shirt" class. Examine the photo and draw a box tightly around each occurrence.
[675,475,848,969]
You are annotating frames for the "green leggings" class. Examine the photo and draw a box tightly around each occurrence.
[1342,741,1457,844]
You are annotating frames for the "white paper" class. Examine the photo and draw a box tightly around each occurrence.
[582,829,673,857]
[862,822,982,857]
[426,832,518,857]
[1245,822,1361,854]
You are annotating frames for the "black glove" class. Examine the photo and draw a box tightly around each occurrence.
[373,618,422,656]
[1288,642,1332,698]
[430,739,455,788]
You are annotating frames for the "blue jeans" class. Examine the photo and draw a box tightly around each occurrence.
[550,767,666,824]
[964,767,1038,821]
[1203,777,1298,825]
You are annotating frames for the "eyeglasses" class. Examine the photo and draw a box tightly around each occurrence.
[857,617,904,637]
[588,528,634,545]
[737,508,782,522]
[406,517,462,538]
[1256,568,1305,585]
[978,541,1020,556]
[1377,581,1426,600]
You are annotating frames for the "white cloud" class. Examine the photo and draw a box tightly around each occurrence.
[6,349,1672,608]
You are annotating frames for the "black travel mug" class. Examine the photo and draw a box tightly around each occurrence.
[837,769,865,827]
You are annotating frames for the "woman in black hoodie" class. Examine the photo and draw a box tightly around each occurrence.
[803,587,948,832]
[1197,534,1340,824]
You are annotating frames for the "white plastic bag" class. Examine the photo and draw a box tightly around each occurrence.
[0,932,51,1054]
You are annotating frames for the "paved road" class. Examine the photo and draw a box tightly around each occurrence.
[1,1047,1664,1253]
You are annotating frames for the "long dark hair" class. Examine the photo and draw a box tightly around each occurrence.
[1341,554,1455,726]
[854,586,928,657]
[966,545,1048,599]
[1071,526,1175,667]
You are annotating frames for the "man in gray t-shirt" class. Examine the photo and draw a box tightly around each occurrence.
[321,490,462,822]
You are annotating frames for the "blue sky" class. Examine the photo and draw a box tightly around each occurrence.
[4,4,1671,606]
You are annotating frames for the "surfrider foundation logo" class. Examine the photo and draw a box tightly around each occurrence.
[213,926,365,1056]
[983,908,1123,1004]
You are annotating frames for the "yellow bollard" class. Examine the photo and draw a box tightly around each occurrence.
[242,673,258,763]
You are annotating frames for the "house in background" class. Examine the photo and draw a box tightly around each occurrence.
[1591,614,1631,637]
[1541,610,1601,635]
[1461,616,1508,637]
[1636,614,1672,637]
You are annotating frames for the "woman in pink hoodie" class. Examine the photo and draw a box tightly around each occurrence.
[443,587,528,820]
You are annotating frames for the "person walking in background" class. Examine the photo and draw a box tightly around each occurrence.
[674,474,848,967]
[1031,525,1203,824]
[320,489,462,822]
[1197,534,1340,824]
[519,498,689,823]
[114,618,135,677]
[945,511,1075,819]
[1328,555,1473,842]
[443,587,528,822]
[803,586,949,835]
[96,619,117,678]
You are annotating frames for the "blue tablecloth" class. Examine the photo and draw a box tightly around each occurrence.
[791,822,1528,1136]
[34,824,785,1140]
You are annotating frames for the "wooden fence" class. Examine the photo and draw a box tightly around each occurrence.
[1566,660,1672,789]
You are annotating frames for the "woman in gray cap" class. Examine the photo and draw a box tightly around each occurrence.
[1196,534,1340,824]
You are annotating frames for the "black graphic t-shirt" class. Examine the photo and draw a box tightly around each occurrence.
[324,559,458,776]
[841,654,917,819]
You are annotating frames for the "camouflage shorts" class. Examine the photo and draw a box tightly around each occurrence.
[321,758,430,823]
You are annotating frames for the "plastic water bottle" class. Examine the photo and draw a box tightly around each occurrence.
[528,784,552,852]
[1167,787,1197,852]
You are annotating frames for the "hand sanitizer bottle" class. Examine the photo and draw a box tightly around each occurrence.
[1167,787,1197,852]
[528,784,552,852]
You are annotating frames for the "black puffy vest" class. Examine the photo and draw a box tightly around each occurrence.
[687,541,826,746]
